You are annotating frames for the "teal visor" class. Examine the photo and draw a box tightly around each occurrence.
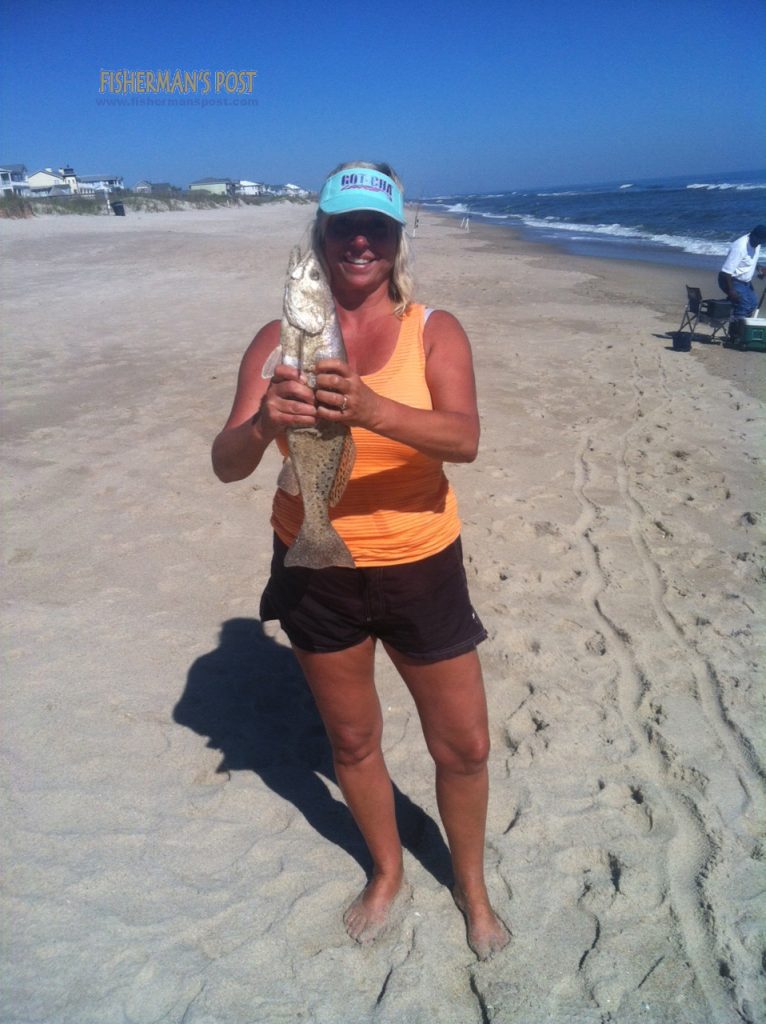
[318,167,405,224]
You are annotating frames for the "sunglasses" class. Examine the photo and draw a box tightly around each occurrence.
[325,214,398,241]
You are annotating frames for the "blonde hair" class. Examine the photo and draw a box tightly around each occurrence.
[311,161,414,316]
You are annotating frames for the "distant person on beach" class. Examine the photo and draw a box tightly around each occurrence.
[212,162,510,960]
[718,224,766,318]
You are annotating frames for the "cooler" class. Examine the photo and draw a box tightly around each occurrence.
[727,317,766,351]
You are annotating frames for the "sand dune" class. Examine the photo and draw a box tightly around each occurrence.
[2,205,764,1023]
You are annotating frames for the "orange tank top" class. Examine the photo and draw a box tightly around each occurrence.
[271,303,461,566]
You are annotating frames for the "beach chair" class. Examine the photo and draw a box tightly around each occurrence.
[675,286,732,346]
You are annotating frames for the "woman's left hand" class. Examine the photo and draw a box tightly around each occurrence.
[314,359,381,429]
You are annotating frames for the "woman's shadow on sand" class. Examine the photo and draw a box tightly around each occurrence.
[174,617,453,885]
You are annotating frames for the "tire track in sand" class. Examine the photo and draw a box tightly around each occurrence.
[573,433,748,1024]
[630,347,766,794]
[619,346,765,1022]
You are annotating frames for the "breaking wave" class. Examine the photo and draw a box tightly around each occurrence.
[421,168,764,266]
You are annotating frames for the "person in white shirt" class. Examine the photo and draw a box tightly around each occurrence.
[718,224,766,317]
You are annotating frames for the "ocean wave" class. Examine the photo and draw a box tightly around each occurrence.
[646,233,729,256]
[423,200,515,216]
[513,215,729,256]
[687,182,766,191]
[518,215,642,237]
[423,172,761,264]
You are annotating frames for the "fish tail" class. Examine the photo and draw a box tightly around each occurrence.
[284,522,355,570]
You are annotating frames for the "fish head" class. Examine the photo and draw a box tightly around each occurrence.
[283,247,333,335]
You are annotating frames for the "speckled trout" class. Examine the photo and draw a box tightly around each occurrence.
[272,246,356,569]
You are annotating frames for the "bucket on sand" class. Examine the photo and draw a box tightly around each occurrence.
[672,332,691,352]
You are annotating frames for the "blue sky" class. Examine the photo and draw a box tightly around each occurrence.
[1,0,763,195]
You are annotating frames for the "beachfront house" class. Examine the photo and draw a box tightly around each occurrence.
[134,180,179,194]
[27,169,66,194]
[26,167,124,196]
[60,168,124,194]
[189,177,235,196]
[0,164,29,195]
[256,182,311,198]
[236,179,269,196]
[234,181,311,198]
[61,166,78,192]
[77,174,124,193]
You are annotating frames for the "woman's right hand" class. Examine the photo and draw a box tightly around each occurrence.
[257,364,318,440]
[213,321,318,482]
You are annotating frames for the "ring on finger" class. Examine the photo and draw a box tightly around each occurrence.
[341,395,348,412]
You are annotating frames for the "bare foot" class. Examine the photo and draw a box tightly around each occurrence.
[452,886,511,961]
[343,873,411,945]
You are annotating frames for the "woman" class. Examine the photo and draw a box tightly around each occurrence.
[212,162,510,960]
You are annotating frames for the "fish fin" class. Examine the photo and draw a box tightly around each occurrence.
[328,432,356,507]
[284,525,355,569]
[261,344,283,380]
[280,321,302,365]
[277,458,300,496]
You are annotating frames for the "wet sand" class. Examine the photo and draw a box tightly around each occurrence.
[2,205,764,1023]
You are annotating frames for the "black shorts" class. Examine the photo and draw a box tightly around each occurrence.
[259,534,487,662]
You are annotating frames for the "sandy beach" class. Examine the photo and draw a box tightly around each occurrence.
[2,204,764,1023]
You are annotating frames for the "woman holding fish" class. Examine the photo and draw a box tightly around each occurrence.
[212,163,510,960]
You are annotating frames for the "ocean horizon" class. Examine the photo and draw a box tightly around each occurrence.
[421,168,765,271]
